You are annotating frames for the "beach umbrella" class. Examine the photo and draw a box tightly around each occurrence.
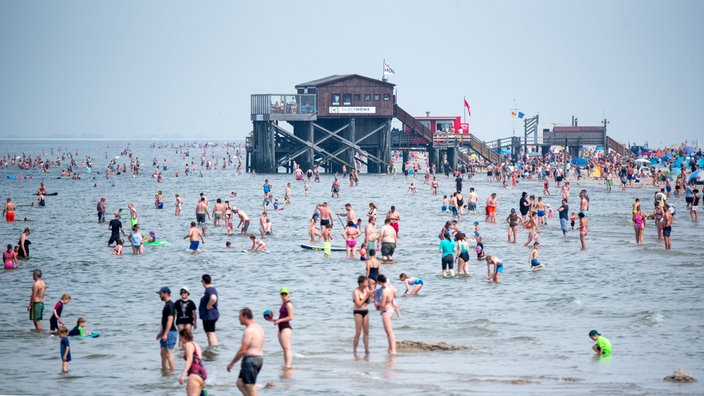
[662,154,672,161]
[649,158,660,165]
[683,146,696,154]
[672,167,682,176]
[698,158,704,167]
[635,158,650,163]
[688,170,703,184]
[661,169,670,176]
[571,158,587,166]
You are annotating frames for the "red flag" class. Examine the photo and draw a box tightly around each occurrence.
[464,99,471,116]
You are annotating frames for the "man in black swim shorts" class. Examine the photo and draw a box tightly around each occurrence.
[227,308,265,395]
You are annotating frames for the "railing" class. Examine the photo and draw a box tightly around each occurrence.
[469,133,502,164]
[393,105,433,144]
[432,132,471,146]
[251,93,317,121]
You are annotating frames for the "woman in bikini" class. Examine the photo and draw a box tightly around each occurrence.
[352,275,371,354]
[178,328,207,396]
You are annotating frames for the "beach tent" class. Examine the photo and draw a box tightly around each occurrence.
[571,158,587,166]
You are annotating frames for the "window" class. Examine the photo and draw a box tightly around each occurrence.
[332,94,340,106]
[364,94,371,101]
[383,94,390,101]
[353,94,361,102]
[343,94,351,106]
[373,94,380,101]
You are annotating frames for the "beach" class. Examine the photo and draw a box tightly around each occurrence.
[0,139,703,395]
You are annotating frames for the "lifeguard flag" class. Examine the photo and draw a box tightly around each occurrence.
[464,99,471,116]
[518,112,525,119]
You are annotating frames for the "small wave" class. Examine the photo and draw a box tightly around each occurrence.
[633,310,665,327]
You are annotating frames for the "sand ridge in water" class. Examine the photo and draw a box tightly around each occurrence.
[396,340,473,352]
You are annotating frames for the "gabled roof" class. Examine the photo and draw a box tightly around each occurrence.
[295,74,395,89]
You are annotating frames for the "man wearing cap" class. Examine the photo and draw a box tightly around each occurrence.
[108,213,126,246]
[589,329,612,355]
[156,287,177,371]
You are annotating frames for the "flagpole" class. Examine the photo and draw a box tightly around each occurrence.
[382,59,387,82]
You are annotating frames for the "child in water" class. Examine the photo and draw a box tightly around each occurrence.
[399,273,424,296]
[59,326,71,373]
[529,242,544,271]
[112,239,123,255]
[475,236,485,260]
[570,211,576,229]
[50,294,72,333]
[69,317,93,337]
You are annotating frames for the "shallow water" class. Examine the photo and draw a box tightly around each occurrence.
[1,140,703,395]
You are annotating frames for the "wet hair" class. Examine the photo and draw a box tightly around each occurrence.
[240,308,253,319]
[179,327,194,341]
[357,275,367,285]
[399,273,407,280]
[33,269,42,278]
[377,274,387,283]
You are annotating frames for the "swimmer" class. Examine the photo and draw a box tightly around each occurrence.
[184,221,205,255]
[485,255,503,283]
[249,234,266,252]
[529,242,544,270]
[113,239,124,255]
[399,273,423,296]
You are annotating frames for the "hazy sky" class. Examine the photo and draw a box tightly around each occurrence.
[1,1,702,146]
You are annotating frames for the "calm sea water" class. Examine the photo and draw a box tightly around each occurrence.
[0,140,702,395]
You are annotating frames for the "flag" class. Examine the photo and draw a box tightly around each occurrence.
[511,111,516,118]
[383,60,395,76]
[518,112,525,119]
[464,99,471,116]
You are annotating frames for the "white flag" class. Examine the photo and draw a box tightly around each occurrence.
[383,60,395,75]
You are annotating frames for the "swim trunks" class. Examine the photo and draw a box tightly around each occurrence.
[30,302,44,321]
[242,220,250,232]
[662,226,672,237]
[196,213,206,223]
[468,202,477,211]
[487,206,496,213]
[323,241,331,255]
[189,241,200,251]
[320,219,330,227]
[496,262,504,273]
[6,212,15,222]
[202,319,217,333]
[381,242,395,257]
[239,356,264,384]
[130,218,138,228]
[530,258,541,267]
[537,210,545,217]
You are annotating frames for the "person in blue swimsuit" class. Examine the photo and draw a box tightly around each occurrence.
[486,255,504,283]
[399,273,423,295]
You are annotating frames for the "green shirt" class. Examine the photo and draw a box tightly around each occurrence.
[596,335,612,355]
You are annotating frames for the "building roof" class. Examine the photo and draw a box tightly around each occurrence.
[295,74,395,89]
[552,126,605,132]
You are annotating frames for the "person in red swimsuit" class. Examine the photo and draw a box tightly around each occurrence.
[178,328,207,396]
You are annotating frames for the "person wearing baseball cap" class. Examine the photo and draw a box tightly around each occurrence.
[273,287,294,368]
[156,287,177,370]
[108,211,126,247]
[589,329,612,355]
[174,287,197,347]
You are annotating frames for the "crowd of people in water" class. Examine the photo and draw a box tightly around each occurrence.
[4,140,702,395]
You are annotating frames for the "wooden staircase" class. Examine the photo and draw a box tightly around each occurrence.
[469,133,502,164]
[607,136,630,157]
[394,105,433,144]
